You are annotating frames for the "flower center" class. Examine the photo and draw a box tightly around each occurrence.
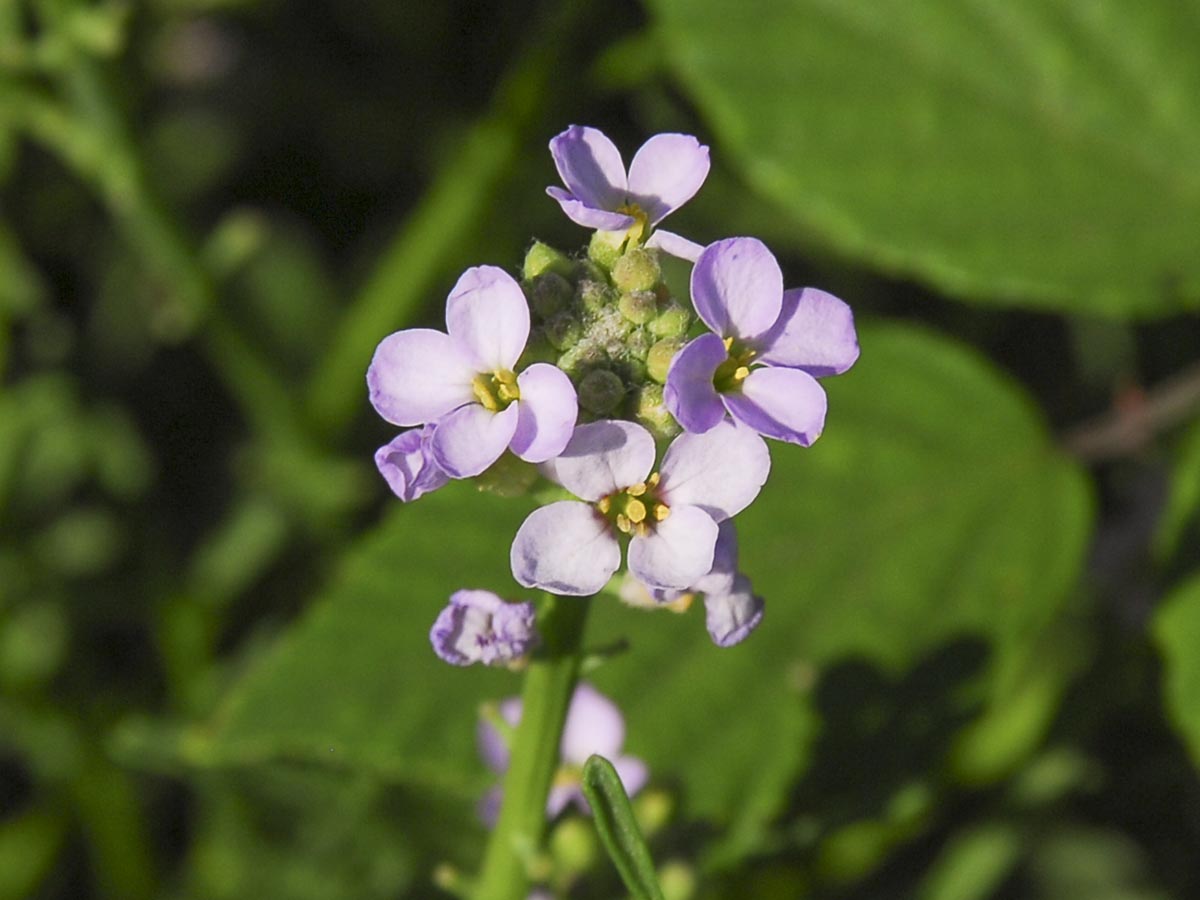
[712,337,757,393]
[616,202,650,245]
[472,369,521,411]
[596,472,671,537]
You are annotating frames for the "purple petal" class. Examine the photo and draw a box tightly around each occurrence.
[477,696,523,773]
[554,420,656,502]
[546,188,637,231]
[664,333,728,434]
[560,682,626,764]
[645,229,704,263]
[548,784,581,819]
[722,366,828,446]
[704,574,764,647]
[691,237,783,339]
[374,425,448,502]
[658,420,770,521]
[612,755,649,799]
[510,363,578,463]
[628,504,719,591]
[430,402,519,478]
[477,786,503,827]
[691,519,740,596]
[445,266,530,372]
[549,125,627,210]
[510,501,621,596]
[429,590,538,666]
[755,287,861,375]
[627,133,710,225]
[367,328,476,426]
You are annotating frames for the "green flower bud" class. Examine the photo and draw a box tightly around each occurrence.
[611,247,661,293]
[577,278,612,313]
[545,312,582,350]
[588,228,626,269]
[618,289,657,325]
[549,817,598,876]
[556,344,603,380]
[633,788,675,837]
[635,384,680,440]
[523,240,574,280]
[529,271,573,318]
[579,368,625,415]
[519,330,559,367]
[659,860,698,900]
[647,338,683,383]
[474,454,539,497]
[624,327,653,361]
[649,301,691,338]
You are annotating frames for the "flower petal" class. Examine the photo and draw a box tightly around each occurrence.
[628,504,719,591]
[561,682,626,764]
[658,420,770,521]
[510,501,621,596]
[445,265,530,372]
[476,696,522,774]
[549,125,627,210]
[627,133,710,225]
[429,590,538,667]
[510,363,578,463]
[664,333,728,434]
[722,366,828,446]
[612,755,649,799]
[430,402,519,478]
[691,237,783,339]
[691,520,740,596]
[755,287,861,375]
[546,188,637,231]
[367,329,476,426]
[704,575,764,647]
[374,425,448,502]
[554,420,656,501]
[645,228,704,263]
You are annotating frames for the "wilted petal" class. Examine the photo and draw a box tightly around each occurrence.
[546,188,637,231]
[446,266,530,372]
[554,420,656,501]
[705,575,764,647]
[626,133,710,225]
[431,402,519,478]
[511,501,621,596]
[658,420,770,521]
[628,505,719,591]
[374,425,448,502]
[755,287,861,375]
[429,590,538,666]
[645,228,704,263]
[664,333,728,434]
[691,237,783,340]
[549,125,627,210]
[560,682,626,764]
[722,366,827,446]
[511,363,578,463]
[367,329,475,426]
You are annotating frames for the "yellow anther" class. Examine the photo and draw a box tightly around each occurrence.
[626,498,647,524]
[652,503,670,522]
[597,496,611,514]
[472,374,501,411]
[634,521,650,537]
[497,383,520,402]
[723,336,735,351]
[626,481,647,497]
[646,472,660,488]
[734,366,750,382]
[616,513,633,534]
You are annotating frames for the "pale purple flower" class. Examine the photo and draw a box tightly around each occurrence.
[477,682,647,825]
[510,419,769,596]
[374,423,449,502]
[547,125,709,258]
[665,237,859,445]
[652,521,765,647]
[368,266,578,478]
[429,590,538,667]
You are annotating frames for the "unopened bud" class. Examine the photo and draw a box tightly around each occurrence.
[529,272,572,318]
[635,384,680,440]
[649,302,690,338]
[611,248,661,293]
[633,788,675,836]
[618,290,657,325]
[577,278,612,313]
[659,860,698,900]
[520,331,559,367]
[549,817,598,875]
[545,312,582,350]
[523,240,573,281]
[556,343,603,380]
[588,229,626,269]
[579,368,625,415]
[647,338,683,383]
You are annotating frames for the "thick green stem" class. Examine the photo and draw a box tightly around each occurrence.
[474,593,591,900]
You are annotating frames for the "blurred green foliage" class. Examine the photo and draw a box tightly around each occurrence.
[2,0,1200,898]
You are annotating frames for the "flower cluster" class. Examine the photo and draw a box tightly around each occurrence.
[368,124,859,659]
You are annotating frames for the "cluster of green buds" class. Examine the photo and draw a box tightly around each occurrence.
[518,231,693,441]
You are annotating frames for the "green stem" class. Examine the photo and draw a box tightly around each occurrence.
[474,593,591,900]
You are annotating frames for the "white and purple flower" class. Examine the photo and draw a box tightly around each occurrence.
[368,266,578,478]
[478,682,647,824]
[547,125,709,259]
[510,419,769,596]
[665,237,859,445]
[429,589,538,667]
[374,423,449,502]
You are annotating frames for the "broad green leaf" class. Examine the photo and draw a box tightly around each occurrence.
[582,755,665,900]
[1152,573,1200,769]
[187,323,1091,836]
[649,0,1200,316]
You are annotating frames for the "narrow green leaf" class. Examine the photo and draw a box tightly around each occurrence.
[581,754,665,900]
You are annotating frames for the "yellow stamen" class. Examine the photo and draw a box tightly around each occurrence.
[626,498,647,524]
[472,374,500,411]
[626,481,647,497]
[652,503,670,522]
[616,513,633,534]
[597,496,611,514]
[646,472,660,488]
[734,366,750,382]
